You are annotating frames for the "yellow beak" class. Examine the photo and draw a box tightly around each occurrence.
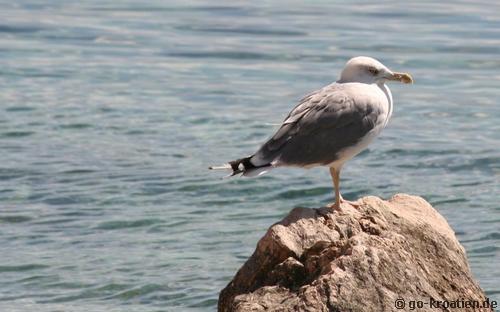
[389,72,413,84]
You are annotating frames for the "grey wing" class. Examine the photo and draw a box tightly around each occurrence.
[251,88,381,167]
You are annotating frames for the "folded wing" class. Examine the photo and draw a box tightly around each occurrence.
[251,84,383,167]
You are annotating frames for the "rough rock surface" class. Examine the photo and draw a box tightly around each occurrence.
[219,194,492,312]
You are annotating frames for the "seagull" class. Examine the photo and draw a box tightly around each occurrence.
[210,56,413,210]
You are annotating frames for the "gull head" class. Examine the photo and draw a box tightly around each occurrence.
[339,56,413,85]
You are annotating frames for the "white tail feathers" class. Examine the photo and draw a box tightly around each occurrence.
[209,156,273,178]
[208,164,231,170]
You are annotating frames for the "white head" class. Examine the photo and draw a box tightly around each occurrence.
[338,56,413,85]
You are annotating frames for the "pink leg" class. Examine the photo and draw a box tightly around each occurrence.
[328,167,341,211]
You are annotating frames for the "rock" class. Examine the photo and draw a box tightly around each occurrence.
[219,194,493,312]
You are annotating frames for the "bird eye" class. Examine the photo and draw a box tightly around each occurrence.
[368,67,379,75]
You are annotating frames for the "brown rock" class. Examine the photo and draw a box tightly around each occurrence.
[219,194,493,312]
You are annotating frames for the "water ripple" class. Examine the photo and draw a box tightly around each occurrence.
[94,219,162,230]
[0,264,49,273]
[175,25,307,36]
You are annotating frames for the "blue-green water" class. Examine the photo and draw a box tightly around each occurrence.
[0,1,499,311]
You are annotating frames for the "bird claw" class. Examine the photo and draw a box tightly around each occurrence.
[340,198,361,208]
[326,202,342,212]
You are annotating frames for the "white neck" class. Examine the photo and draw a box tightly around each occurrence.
[377,82,393,126]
